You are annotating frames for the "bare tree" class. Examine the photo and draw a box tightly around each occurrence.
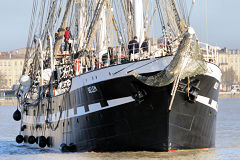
[221,67,237,90]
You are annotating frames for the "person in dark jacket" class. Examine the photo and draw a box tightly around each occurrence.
[128,36,139,60]
[64,27,72,51]
[141,38,149,53]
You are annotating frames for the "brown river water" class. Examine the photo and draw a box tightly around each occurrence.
[0,98,239,160]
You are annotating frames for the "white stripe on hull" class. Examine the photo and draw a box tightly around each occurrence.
[196,95,218,112]
[23,94,217,124]
[23,96,135,124]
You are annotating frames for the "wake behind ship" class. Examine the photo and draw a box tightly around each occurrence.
[13,0,221,152]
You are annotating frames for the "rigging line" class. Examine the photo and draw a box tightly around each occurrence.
[23,0,38,75]
[106,0,123,44]
[120,1,128,23]
[159,0,178,37]
[155,0,165,29]
[40,0,54,45]
[113,0,125,44]
[205,0,208,43]
[143,0,150,28]
[117,0,128,44]
[176,0,182,22]
[179,0,186,22]
[68,2,75,27]
[200,0,203,42]
[118,0,129,44]
[35,0,46,43]
[146,7,157,36]
[27,0,38,49]
[49,0,59,34]
[183,0,188,21]
[39,0,47,37]
[51,0,63,34]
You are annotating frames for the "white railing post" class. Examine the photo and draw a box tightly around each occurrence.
[206,44,209,62]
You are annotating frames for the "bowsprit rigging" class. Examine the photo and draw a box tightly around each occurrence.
[15,0,222,152]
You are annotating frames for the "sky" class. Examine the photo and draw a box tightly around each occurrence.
[0,0,239,52]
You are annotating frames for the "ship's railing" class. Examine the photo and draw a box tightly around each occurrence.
[70,43,179,76]
[199,42,220,65]
[56,41,220,77]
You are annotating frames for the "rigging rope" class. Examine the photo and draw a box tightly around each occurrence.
[23,0,38,75]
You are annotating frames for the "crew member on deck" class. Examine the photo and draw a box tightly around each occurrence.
[166,38,172,55]
[128,36,139,61]
[141,37,149,58]
[141,38,149,52]
[64,27,73,52]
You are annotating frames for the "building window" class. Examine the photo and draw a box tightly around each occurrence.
[9,79,11,86]
[8,62,11,66]
[0,62,2,66]
[235,57,238,63]
[15,61,17,66]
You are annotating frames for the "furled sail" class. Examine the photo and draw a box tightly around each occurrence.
[133,27,208,87]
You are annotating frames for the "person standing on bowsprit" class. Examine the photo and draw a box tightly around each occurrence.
[128,36,139,61]
[64,27,72,52]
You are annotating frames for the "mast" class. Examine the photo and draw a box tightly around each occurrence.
[53,0,74,54]
[133,0,144,44]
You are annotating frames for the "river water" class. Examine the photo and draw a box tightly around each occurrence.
[0,98,239,160]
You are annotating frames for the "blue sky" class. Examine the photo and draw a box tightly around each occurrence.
[0,0,239,52]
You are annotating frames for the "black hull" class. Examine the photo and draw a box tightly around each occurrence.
[20,63,220,152]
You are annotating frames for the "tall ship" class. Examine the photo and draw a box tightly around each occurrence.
[13,0,221,152]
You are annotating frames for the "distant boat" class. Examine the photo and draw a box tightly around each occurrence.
[14,0,221,152]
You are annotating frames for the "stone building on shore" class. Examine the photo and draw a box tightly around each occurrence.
[0,48,25,92]
[218,48,240,91]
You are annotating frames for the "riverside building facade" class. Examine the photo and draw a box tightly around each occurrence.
[0,50,25,91]
[218,48,240,91]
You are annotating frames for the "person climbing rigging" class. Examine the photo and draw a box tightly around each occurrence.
[64,27,73,52]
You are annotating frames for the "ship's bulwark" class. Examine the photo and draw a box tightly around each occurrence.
[21,71,219,152]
